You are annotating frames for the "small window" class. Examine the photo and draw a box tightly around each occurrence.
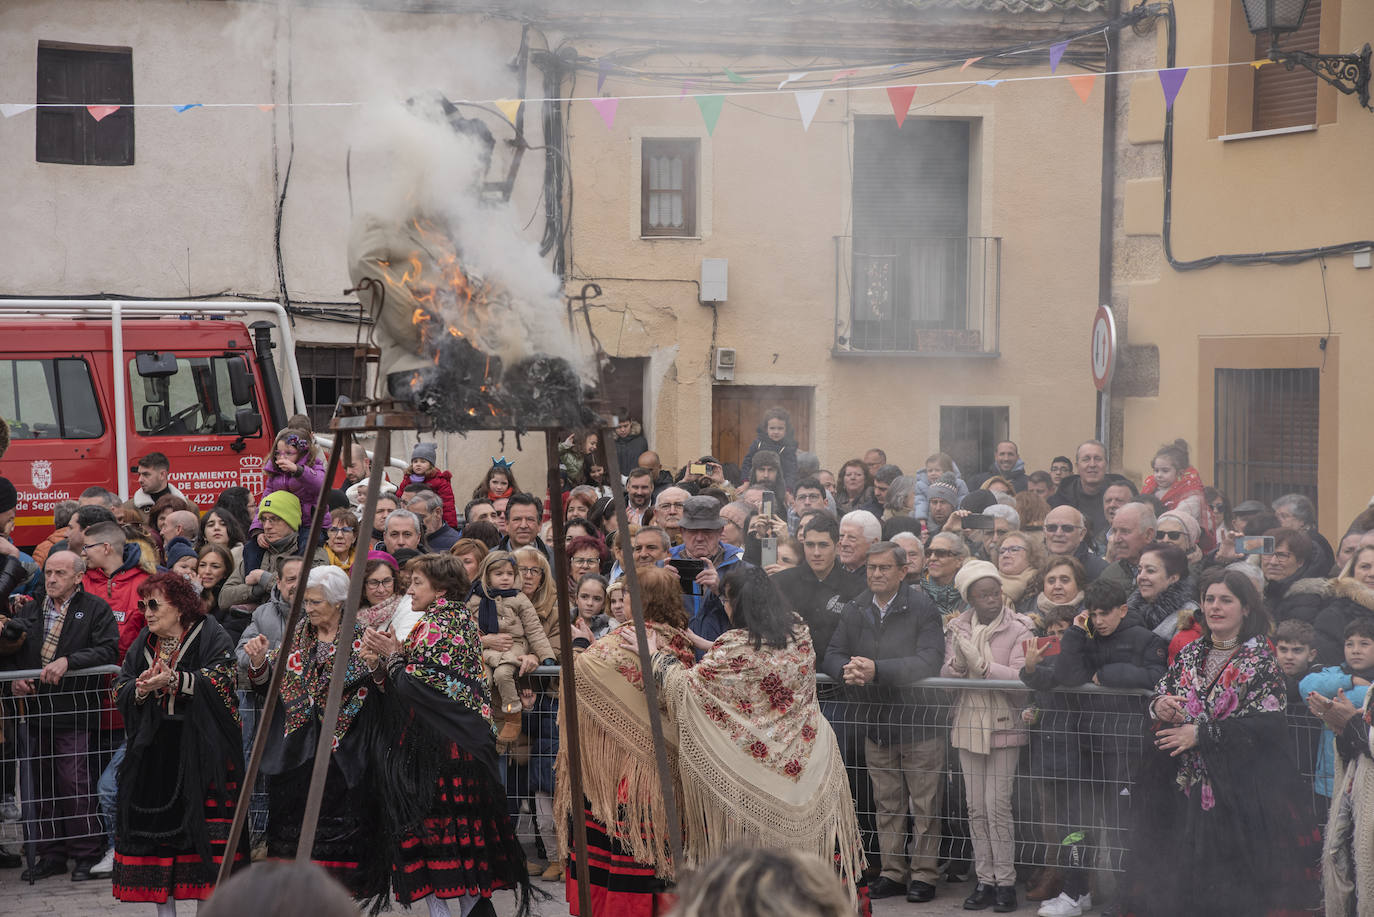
[641,139,698,236]
[128,356,256,437]
[36,42,134,166]
[939,405,1009,478]
[0,358,104,439]
[298,345,368,429]
[1251,0,1321,131]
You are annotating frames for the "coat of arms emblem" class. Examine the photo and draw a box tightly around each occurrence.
[30,459,52,490]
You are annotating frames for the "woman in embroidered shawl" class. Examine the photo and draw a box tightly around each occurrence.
[360,553,531,917]
[631,564,868,914]
[242,565,377,897]
[112,572,249,910]
[1117,568,1320,917]
[555,564,696,916]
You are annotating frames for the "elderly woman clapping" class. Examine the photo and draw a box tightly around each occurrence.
[243,566,376,897]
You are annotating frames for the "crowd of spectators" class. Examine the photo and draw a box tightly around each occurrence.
[0,407,1367,916]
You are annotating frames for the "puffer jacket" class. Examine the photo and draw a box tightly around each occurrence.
[396,469,458,527]
[82,542,150,662]
[613,422,649,475]
[941,606,1034,751]
[740,425,799,490]
[1302,576,1374,665]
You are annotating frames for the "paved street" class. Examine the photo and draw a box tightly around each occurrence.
[1,861,995,916]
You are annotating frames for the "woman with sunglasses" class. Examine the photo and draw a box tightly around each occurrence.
[921,531,969,617]
[111,573,249,910]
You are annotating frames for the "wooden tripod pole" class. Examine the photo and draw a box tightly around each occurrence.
[545,433,593,917]
[599,429,686,873]
[218,426,345,885]
[296,431,392,859]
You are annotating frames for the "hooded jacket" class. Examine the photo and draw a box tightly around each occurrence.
[82,542,150,662]
[613,421,650,475]
[1291,576,1374,665]
[395,468,458,527]
[739,421,799,490]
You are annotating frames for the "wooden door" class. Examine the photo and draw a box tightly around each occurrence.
[711,385,812,475]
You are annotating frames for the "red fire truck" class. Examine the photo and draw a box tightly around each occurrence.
[1,301,311,548]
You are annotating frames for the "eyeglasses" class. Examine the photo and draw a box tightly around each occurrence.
[1210,503,1225,514]
[1158,530,1185,541]
[365,577,393,589]
[656,501,685,510]
[328,526,354,534]
[998,545,1027,555]
[927,549,956,559]
[1272,551,1296,562]
[137,598,164,612]
[866,563,898,573]
[518,566,543,577]
[570,557,600,569]
[80,542,111,553]
[1042,524,1080,534]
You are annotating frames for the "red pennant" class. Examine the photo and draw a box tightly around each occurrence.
[87,105,120,122]
[1067,74,1096,103]
[886,86,917,128]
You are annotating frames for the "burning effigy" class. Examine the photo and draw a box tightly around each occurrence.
[346,99,598,434]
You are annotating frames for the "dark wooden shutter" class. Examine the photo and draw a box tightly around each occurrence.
[1252,0,1321,131]
[36,43,134,166]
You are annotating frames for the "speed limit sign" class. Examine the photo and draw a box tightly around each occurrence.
[1091,305,1117,392]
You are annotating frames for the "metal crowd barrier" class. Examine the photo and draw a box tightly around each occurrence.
[0,666,1329,879]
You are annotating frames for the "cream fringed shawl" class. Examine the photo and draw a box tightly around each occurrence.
[657,623,864,903]
[553,622,696,881]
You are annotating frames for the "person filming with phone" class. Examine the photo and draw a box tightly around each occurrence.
[668,495,750,652]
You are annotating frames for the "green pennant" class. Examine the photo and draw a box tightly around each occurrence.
[696,94,724,135]
[724,67,750,84]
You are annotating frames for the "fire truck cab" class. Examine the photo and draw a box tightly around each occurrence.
[1,301,310,548]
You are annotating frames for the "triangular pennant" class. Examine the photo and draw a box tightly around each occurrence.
[695,94,724,135]
[174,103,203,113]
[1049,41,1069,73]
[724,67,750,84]
[1158,67,1189,111]
[830,69,858,83]
[597,60,613,94]
[591,97,619,130]
[493,99,522,124]
[778,71,808,90]
[1067,74,1096,103]
[977,80,1002,87]
[0,103,36,118]
[794,90,823,131]
[886,85,917,128]
[87,105,119,122]
[680,79,698,100]
[257,104,276,112]
[961,57,983,71]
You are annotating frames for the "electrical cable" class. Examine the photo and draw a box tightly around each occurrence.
[273,3,297,311]
[1157,2,1374,269]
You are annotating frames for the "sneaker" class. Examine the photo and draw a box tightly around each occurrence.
[88,849,115,878]
[1037,892,1091,917]
[0,795,18,822]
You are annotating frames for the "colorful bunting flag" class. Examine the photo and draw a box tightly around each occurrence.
[696,94,724,135]
[1067,74,1096,103]
[978,80,1002,87]
[1158,67,1188,111]
[493,99,522,124]
[591,97,619,130]
[680,79,698,99]
[778,72,808,90]
[1251,58,1273,69]
[257,104,276,112]
[961,57,983,71]
[597,60,613,94]
[87,105,120,122]
[830,69,858,83]
[1049,41,1068,73]
[0,103,35,118]
[724,68,749,84]
[174,103,203,113]
[794,90,823,131]
[886,85,917,128]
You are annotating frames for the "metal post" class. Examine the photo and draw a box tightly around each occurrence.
[218,430,344,884]
[545,433,593,917]
[295,431,391,858]
[599,430,686,874]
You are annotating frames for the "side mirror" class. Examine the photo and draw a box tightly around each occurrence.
[142,404,169,431]
[227,356,254,406]
[234,408,262,437]
[136,352,178,378]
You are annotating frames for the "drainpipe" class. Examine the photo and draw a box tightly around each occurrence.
[1097,0,1122,461]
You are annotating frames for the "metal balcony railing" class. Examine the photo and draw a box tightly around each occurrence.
[833,235,1001,357]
